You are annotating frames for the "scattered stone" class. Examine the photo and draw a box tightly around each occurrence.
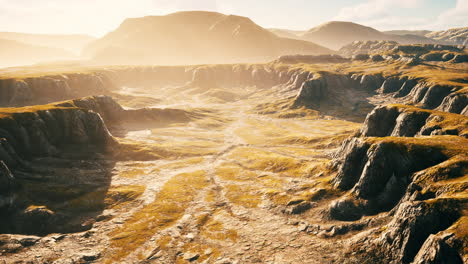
[51,234,66,242]
[285,201,313,214]
[81,252,101,261]
[96,214,113,222]
[19,236,40,246]
[183,252,200,261]
[297,222,309,232]
[185,233,195,241]
[204,248,213,256]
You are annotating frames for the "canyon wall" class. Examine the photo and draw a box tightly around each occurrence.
[329,104,467,263]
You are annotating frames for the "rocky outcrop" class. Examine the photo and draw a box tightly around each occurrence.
[0,107,116,163]
[438,93,468,114]
[331,99,467,263]
[292,72,376,115]
[187,64,282,89]
[274,54,349,64]
[0,161,16,209]
[427,27,468,46]
[339,40,399,57]
[343,198,464,264]
[339,41,466,65]
[0,72,117,107]
[0,97,122,235]
[350,73,384,91]
[360,105,468,138]
[412,232,464,264]
[294,74,328,107]
[330,137,452,220]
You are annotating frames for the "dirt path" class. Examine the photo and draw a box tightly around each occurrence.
[1,84,361,263]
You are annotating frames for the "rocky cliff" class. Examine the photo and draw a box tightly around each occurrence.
[329,103,467,263]
[0,72,117,107]
[360,104,468,138]
[0,96,129,235]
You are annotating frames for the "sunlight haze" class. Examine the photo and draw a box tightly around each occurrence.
[0,0,466,36]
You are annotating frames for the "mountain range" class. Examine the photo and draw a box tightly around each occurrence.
[0,11,466,67]
[0,38,75,68]
[84,11,331,65]
[269,23,467,49]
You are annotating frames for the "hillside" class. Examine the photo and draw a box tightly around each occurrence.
[268,28,306,39]
[427,27,468,45]
[384,30,432,37]
[0,32,95,54]
[302,21,437,50]
[0,38,75,68]
[84,11,332,65]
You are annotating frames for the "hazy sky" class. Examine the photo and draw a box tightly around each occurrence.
[0,0,466,36]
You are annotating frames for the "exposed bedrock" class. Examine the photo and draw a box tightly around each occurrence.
[378,76,407,93]
[343,198,464,264]
[360,105,468,138]
[330,103,467,262]
[412,232,465,264]
[290,69,466,118]
[438,92,468,115]
[292,72,378,117]
[274,54,350,64]
[63,95,198,128]
[188,64,283,88]
[330,137,451,220]
[0,96,121,234]
[0,72,117,107]
[350,73,384,91]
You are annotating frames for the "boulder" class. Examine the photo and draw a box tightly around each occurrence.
[360,106,399,137]
[375,199,461,263]
[294,75,327,106]
[412,233,464,264]
[329,197,363,221]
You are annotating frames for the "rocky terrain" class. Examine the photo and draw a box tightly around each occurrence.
[338,40,468,61]
[283,21,438,50]
[0,45,466,263]
[427,27,468,46]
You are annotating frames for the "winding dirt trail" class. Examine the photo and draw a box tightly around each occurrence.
[102,84,362,263]
[1,84,361,264]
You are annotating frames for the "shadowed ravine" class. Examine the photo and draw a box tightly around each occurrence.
[103,84,360,263]
[0,56,466,263]
[1,80,360,263]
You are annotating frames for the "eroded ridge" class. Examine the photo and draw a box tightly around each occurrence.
[0,51,467,263]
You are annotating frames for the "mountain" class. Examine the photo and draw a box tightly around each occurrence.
[0,38,75,68]
[384,30,432,37]
[84,11,332,65]
[426,27,468,45]
[268,28,306,39]
[301,21,437,50]
[0,32,95,54]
